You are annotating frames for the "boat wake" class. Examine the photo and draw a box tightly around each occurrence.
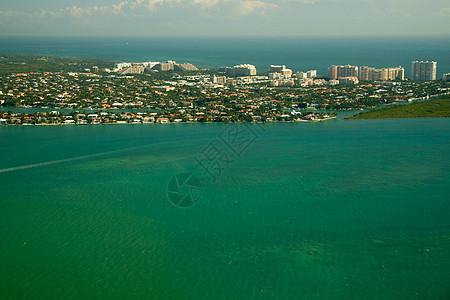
[0,144,149,174]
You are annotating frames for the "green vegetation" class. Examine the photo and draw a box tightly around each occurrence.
[0,54,114,74]
[347,97,450,119]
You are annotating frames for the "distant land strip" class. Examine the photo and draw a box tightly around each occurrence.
[346,97,450,120]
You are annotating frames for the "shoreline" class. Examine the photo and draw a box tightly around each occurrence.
[0,118,337,126]
[1,55,448,124]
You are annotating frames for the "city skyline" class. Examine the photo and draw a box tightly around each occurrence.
[0,0,449,37]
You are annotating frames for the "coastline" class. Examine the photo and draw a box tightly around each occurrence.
[0,118,337,126]
[1,54,448,125]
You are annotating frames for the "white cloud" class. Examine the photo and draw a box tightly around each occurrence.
[292,0,316,4]
[0,10,31,18]
[141,0,167,11]
[62,2,131,17]
[39,9,59,17]
[237,1,277,15]
[436,7,450,16]
[128,0,186,11]
[67,6,84,17]
[112,1,131,14]
[0,0,305,22]
[192,0,220,9]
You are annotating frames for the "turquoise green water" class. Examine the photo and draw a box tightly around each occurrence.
[1,115,449,299]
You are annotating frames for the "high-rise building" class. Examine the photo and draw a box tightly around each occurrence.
[153,62,175,71]
[359,66,373,81]
[281,69,292,77]
[327,66,337,80]
[234,64,257,76]
[306,70,317,78]
[444,73,450,81]
[296,72,307,79]
[411,61,437,81]
[268,65,292,78]
[174,63,198,72]
[327,65,358,80]
[118,63,145,74]
[269,65,285,73]
[211,75,227,84]
[297,70,317,79]
[220,64,257,76]
[359,66,404,81]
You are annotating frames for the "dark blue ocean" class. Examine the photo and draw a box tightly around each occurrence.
[0,35,449,77]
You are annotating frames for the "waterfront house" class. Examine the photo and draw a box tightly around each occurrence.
[91,117,101,124]
[143,117,155,123]
[156,117,170,123]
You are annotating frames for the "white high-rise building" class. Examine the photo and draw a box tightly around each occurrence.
[296,72,307,79]
[411,61,437,81]
[269,65,285,73]
[296,70,317,79]
[307,70,317,78]
[359,66,404,81]
[268,65,292,78]
[211,75,227,84]
[232,64,257,76]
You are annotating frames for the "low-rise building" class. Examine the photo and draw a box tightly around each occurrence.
[156,117,170,123]
[339,77,359,85]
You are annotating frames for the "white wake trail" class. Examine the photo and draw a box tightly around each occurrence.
[0,144,149,174]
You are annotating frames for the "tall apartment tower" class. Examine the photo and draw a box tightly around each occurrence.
[327,65,358,80]
[411,61,437,81]
[327,66,338,80]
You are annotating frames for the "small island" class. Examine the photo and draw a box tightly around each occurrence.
[346,97,450,120]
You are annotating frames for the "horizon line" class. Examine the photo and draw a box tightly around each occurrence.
[1,34,450,39]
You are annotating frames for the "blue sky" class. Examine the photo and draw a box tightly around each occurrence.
[0,0,449,36]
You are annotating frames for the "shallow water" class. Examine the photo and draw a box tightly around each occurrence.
[0,117,449,299]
